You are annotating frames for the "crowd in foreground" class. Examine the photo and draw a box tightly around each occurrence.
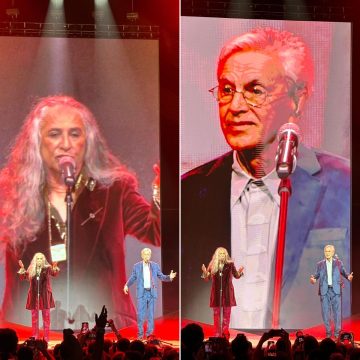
[2,316,360,359]
[181,323,360,360]
[0,306,178,360]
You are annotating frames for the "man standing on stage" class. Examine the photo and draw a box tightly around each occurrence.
[124,248,176,339]
[310,244,353,339]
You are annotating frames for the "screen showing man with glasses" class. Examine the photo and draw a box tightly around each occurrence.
[181,23,350,330]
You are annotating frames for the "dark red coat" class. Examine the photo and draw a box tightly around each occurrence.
[20,267,58,310]
[207,262,241,307]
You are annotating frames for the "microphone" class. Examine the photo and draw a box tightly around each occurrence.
[275,123,300,179]
[59,156,76,187]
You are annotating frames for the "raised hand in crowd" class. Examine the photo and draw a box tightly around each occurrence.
[95,305,107,330]
[108,319,122,341]
[253,328,291,360]
[93,305,108,360]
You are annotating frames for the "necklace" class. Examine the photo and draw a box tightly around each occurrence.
[48,200,67,262]
[45,173,96,263]
[36,267,41,276]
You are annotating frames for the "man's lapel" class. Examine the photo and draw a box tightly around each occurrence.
[202,152,233,250]
[282,160,326,295]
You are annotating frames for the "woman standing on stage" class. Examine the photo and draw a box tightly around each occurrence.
[201,247,244,338]
[18,252,59,342]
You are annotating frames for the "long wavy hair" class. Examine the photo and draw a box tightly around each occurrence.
[0,95,135,249]
[208,247,233,275]
[27,252,51,280]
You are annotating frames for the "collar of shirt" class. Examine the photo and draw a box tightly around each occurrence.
[231,151,281,207]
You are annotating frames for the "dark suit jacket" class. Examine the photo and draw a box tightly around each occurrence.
[181,146,350,328]
[3,174,160,328]
[313,258,350,296]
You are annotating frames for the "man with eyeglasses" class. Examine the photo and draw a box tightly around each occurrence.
[182,27,350,330]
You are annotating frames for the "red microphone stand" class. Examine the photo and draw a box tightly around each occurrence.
[272,178,292,328]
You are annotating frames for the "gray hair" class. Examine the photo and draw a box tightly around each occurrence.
[217,27,314,95]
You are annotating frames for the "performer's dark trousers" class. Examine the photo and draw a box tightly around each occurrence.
[320,287,341,337]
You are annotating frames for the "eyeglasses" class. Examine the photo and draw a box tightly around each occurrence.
[209,84,287,108]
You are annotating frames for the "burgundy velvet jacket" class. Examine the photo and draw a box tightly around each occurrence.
[206,262,241,308]
[20,267,58,310]
[3,175,160,327]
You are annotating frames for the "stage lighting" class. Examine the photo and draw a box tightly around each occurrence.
[92,10,105,22]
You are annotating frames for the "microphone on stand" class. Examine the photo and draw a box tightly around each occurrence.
[275,123,300,179]
[59,156,76,187]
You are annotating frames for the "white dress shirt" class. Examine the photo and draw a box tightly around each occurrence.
[143,262,151,289]
[230,151,281,329]
[326,259,333,286]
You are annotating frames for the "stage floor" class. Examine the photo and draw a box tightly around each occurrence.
[0,312,180,349]
[2,313,360,349]
[182,313,360,346]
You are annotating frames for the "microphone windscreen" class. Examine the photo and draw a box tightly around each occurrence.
[277,122,301,140]
[58,156,76,169]
[58,156,76,186]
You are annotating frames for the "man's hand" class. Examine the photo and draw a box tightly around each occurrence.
[123,285,129,295]
[95,305,107,329]
[348,272,354,282]
[310,275,316,284]
[170,270,177,280]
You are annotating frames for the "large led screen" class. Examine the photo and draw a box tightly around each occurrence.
[0,36,161,331]
[181,17,351,329]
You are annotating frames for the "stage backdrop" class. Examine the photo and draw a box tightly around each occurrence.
[0,36,160,330]
[181,17,351,329]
